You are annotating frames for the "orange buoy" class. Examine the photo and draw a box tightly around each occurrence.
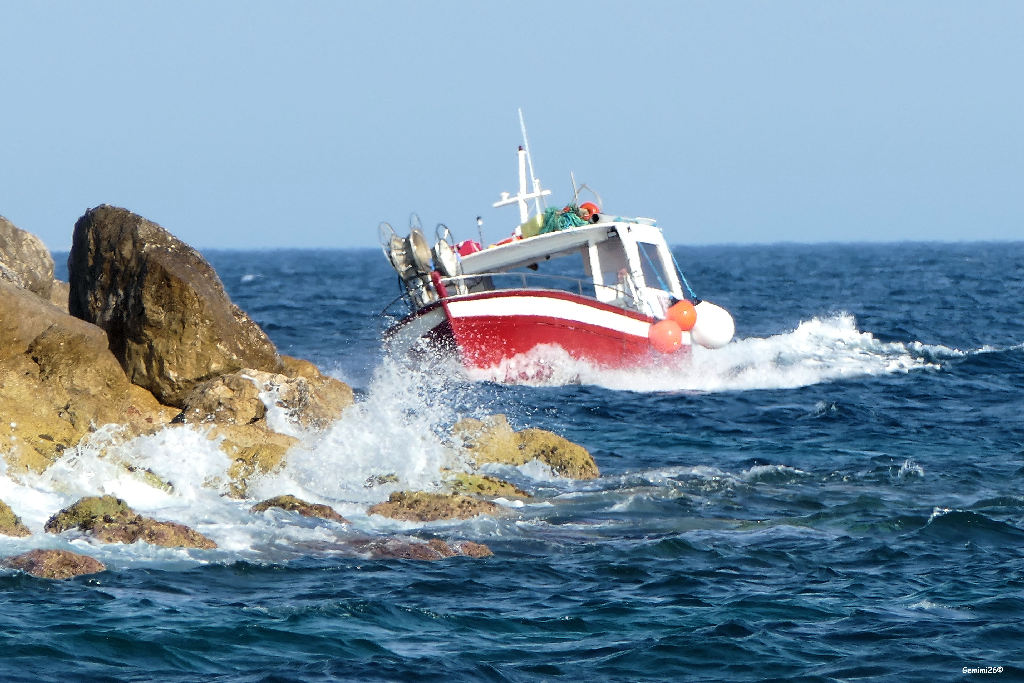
[667,300,697,331]
[579,201,600,216]
[648,319,683,354]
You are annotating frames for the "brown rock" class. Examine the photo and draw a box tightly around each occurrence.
[178,368,353,431]
[2,549,105,579]
[515,428,600,480]
[211,424,299,498]
[250,494,347,523]
[177,372,267,425]
[0,215,56,299]
[67,205,282,406]
[45,495,216,549]
[0,280,173,472]
[453,414,599,480]
[48,279,70,313]
[367,491,499,522]
[353,537,493,560]
[451,540,494,558]
[452,414,519,462]
[0,500,31,537]
[280,355,321,380]
[261,363,354,430]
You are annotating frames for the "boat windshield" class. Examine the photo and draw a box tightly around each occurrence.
[637,241,671,292]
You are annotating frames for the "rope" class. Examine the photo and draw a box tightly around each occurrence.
[669,250,698,301]
[638,242,671,293]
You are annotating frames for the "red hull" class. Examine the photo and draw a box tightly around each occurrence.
[386,289,691,370]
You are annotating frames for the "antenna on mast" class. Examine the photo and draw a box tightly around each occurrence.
[493,108,551,223]
[518,108,546,216]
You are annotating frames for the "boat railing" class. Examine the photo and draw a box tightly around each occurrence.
[379,270,648,319]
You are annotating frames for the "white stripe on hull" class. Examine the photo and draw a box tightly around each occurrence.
[446,294,682,342]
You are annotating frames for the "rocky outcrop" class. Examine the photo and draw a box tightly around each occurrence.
[0,215,57,300]
[453,414,599,480]
[2,549,105,579]
[1,280,174,472]
[368,491,499,522]
[250,494,347,522]
[446,472,530,498]
[353,537,493,560]
[68,205,282,406]
[177,367,353,430]
[45,495,217,549]
[0,500,31,537]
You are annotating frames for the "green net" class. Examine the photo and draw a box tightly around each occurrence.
[540,205,588,234]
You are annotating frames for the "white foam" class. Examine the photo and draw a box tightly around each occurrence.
[248,358,475,507]
[468,313,963,392]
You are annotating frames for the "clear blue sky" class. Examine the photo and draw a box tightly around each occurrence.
[2,1,1022,250]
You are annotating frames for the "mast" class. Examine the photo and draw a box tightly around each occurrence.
[518,108,546,216]
[493,109,551,223]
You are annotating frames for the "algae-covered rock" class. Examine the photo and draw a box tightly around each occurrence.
[67,205,283,406]
[2,549,105,579]
[447,472,530,498]
[43,494,131,533]
[514,428,600,480]
[453,414,599,480]
[44,495,216,549]
[367,491,499,522]
[0,500,31,537]
[452,414,519,462]
[250,494,348,523]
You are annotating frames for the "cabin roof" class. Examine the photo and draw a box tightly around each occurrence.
[459,221,665,275]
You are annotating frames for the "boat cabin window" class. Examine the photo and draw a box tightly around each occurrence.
[586,238,632,304]
[637,241,671,292]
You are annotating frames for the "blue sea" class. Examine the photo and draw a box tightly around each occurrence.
[2,242,1023,681]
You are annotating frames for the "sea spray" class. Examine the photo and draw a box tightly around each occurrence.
[249,356,493,508]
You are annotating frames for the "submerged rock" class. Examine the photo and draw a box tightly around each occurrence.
[68,205,282,406]
[250,494,348,523]
[0,280,174,472]
[45,495,216,549]
[0,500,31,537]
[453,414,599,480]
[2,549,105,579]
[368,491,499,522]
[353,537,493,560]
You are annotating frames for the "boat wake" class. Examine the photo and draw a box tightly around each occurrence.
[467,313,967,392]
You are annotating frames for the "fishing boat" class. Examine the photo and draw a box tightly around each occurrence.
[379,113,734,374]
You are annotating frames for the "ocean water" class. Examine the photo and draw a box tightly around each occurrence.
[2,241,1023,681]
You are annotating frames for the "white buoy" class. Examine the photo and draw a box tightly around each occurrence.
[691,301,735,349]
